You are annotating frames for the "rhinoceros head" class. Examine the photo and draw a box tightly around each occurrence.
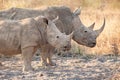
[72,8,105,47]
[46,17,73,51]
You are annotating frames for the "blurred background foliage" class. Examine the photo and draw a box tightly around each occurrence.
[0,0,119,10]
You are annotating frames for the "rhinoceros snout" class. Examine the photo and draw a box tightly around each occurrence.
[89,42,96,47]
[62,45,71,51]
[92,42,96,46]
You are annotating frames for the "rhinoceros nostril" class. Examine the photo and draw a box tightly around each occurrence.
[92,42,96,45]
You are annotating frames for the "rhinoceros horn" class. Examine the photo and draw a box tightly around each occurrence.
[95,18,105,36]
[88,22,95,30]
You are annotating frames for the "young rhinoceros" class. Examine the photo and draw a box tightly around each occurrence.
[0,16,73,71]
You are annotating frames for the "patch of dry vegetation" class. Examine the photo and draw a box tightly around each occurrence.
[0,0,119,55]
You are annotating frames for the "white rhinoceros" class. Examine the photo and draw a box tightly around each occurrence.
[0,16,73,71]
[0,6,105,66]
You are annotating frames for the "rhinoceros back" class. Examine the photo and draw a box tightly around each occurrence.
[0,20,21,55]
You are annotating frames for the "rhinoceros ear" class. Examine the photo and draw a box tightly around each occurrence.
[52,16,59,22]
[73,7,81,16]
[43,17,48,25]
[47,19,56,28]
[46,20,52,32]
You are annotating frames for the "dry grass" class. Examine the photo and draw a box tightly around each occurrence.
[0,0,120,55]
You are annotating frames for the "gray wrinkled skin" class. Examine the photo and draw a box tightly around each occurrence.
[0,16,73,71]
[0,6,105,68]
[0,6,105,47]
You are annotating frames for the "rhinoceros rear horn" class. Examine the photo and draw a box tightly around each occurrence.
[95,18,105,36]
[88,22,95,30]
[73,7,81,16]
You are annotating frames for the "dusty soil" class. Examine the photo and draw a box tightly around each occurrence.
[0,54,120,80]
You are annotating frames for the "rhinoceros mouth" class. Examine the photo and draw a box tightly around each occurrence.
[87,43,96,47]
[62,48,70,52]
[61,46,71,51]
[74,39,96,47]
[88,45,95,47]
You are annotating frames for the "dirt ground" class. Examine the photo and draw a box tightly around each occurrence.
[0,54,120,80]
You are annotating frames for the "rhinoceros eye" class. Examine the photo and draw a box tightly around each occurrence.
[84,31,87,33]
[56,36,59,38]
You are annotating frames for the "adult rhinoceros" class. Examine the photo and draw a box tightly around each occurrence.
[0,16,73,71]
[0,6,105,66]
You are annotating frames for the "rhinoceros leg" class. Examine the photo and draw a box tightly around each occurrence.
[40,48,49,66]
[22,46,37,72]
[47,48,56,66]
[40,45,56,66]
[40,45,55,66]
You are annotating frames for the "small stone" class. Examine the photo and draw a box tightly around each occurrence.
[22,76,25,78]
[40,74,43,77]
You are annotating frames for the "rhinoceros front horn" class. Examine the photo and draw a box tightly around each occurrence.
[95,18,105,36]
